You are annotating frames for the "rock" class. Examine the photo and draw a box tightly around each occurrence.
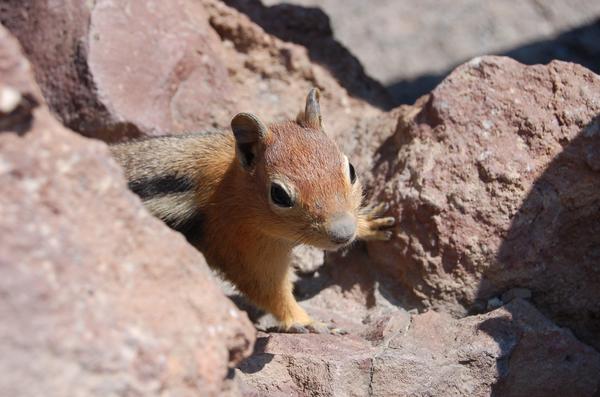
[295,247,406,334]
[238,332,375,396]
[217,0,392,109]
[264,0,600,103]
[0,85,22,113]
[239,300,600,396]
[0,0,382,143]
[3,2,600,394]
[291,245,325,275]
[501,287,532,303]
[361,310,411,345]
[366,56,600,349]
[0,24,254,397]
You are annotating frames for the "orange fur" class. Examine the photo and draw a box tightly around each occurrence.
[110,89,394,331]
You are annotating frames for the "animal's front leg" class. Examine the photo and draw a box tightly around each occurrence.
[263,276,312,330]
[357,202,396,241]
[242,270,344,334]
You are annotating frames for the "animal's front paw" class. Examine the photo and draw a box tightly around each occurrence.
[305,321,348,335]
[357,202,396,241]
[268,321,347,335]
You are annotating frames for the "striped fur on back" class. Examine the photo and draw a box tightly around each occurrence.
[110,132,234,245]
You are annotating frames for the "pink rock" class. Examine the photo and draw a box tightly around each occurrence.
[0,24,254,397]
[239,300,600,396]
[366,56,600,349]
[0,0,382,144]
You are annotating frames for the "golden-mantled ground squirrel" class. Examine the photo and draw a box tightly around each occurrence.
[110,89,394,333]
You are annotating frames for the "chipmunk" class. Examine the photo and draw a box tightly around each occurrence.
[110,89,395,333]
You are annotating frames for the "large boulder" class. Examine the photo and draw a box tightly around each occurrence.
[264,0,600,104]
[216,0,392,109]
[235,239,600,395]
[365,56,600,348]
[0,24,254,397]
[0,0,383,143]
[238,300,600,396]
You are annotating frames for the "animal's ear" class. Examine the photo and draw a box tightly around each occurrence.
[297,88,322,129]
[231,112,270,169]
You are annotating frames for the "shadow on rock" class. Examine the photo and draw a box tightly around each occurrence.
[226,241,412,338]
[222,0,394,110]
[364,57,600,355]
[388,18,600,105]
[477,300,600,397]
[237,336,274,374]
[482,115,600,350]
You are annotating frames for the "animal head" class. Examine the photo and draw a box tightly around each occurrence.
[230,88,363,250]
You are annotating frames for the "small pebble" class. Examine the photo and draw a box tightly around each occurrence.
[0,86,21,113]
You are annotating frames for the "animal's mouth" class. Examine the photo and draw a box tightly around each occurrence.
[317,236,357,252]
[305,222,357,251]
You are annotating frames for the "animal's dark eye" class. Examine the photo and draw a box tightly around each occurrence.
[349,162,356,184]
[270,182,294,208]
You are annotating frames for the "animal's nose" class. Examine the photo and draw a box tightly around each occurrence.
[327,212,357,244]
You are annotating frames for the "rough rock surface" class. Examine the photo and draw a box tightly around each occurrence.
[3,0,600,395]
[264,0,600,103]
[290,245,325,275]
[234,245,600,396]
[238,300,600,396]
[0,25,254,397]
[0,0,383,143]
[219,0,392,110]
[366,56,600,349]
